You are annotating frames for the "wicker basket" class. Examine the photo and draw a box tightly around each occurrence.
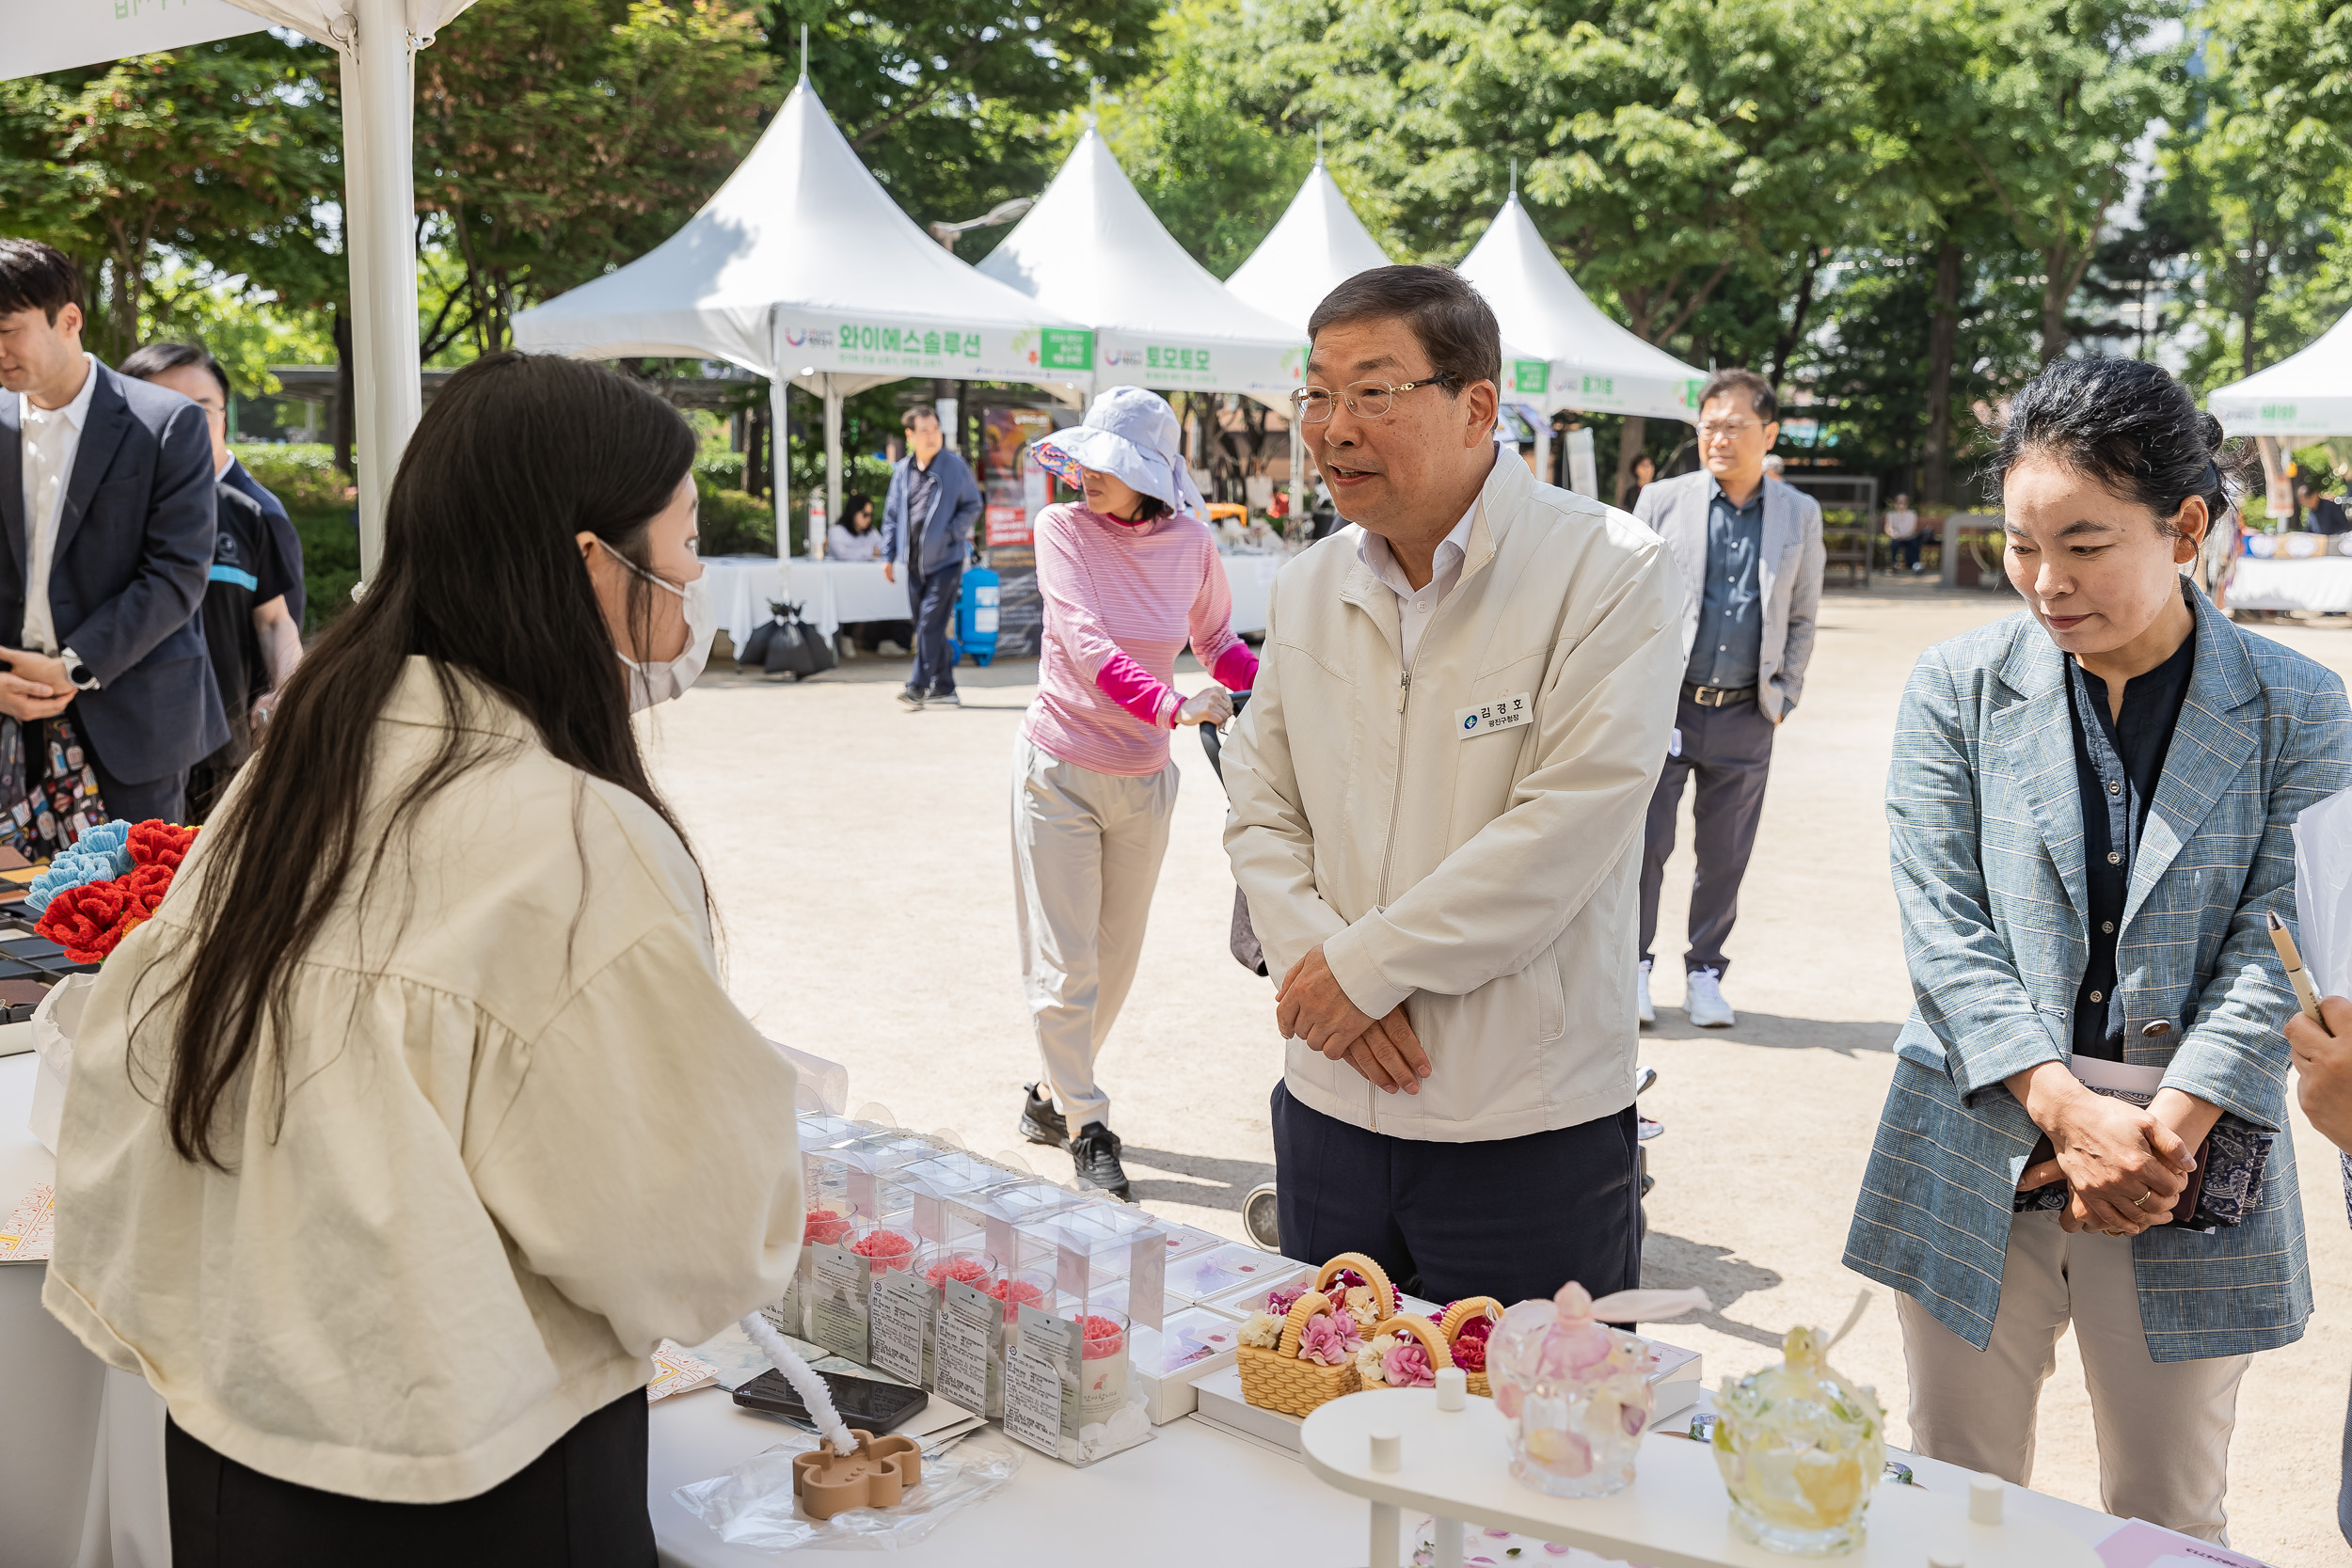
[1315,1251,1399,1330]
[1438,1296,1503,1399]
[1360,1313,1454,1391]
[1235,1290,1362,1418]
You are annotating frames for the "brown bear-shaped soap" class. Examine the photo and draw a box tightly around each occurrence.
[791,1429,923,1520]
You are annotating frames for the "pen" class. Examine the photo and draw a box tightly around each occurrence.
[2265,911,2327,1027]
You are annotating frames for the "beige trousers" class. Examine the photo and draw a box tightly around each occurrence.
[1897,1211,2249,1543]
[1009,734,1177,1133]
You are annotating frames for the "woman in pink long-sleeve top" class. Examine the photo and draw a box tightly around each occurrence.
[1012,387,1259,1198]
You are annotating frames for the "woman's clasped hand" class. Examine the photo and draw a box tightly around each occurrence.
[2010,1062,2197,1235]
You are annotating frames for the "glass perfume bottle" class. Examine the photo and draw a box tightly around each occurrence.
[1711,1318,1887,1556]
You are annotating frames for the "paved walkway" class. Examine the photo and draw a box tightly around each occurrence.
[646,579,2352,1564]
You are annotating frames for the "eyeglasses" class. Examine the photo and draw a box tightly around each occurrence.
[1697,419,1765,441]
[1289,375,1456,424]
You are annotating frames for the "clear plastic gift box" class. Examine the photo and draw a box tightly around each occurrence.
[941,1179,1089,1266]
[1170,1243,1308,1308]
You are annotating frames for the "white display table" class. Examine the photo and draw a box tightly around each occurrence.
[2227,555,2352,613]
[1299,1388,2098,1568]
[1218,549,1282,640]
[701,556,907,648]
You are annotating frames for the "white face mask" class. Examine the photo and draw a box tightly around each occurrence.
[599,539,715,712]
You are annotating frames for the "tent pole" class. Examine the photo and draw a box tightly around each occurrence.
[824,380,843,556]
[771,376,790,561]
[349,0,423,584]
[1288,415,1306,531]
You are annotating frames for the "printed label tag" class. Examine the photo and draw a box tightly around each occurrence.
[808,1243,871,1363]
[1003,1345,1064,1456]
[1455,691,1533,739]
[934,1287,997,1415]
[868,1272,930,1386]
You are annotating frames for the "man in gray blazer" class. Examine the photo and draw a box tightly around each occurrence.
[1631,369,1824,1028]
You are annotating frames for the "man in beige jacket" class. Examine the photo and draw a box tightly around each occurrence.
[1223,266,1683,1306]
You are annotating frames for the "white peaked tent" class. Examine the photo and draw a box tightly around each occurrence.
[2209,308,2352,436]
[513,75,1089,549]
[1225,159,1564,509]
[1457,194,1707,425]
[979,129,1306,406]
[14,0,478,578]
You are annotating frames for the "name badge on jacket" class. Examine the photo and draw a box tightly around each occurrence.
[1456,693,1532,738]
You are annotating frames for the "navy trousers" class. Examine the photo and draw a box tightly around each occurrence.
[1639,689,1774,976]
[906,560,962,697]
[1270,1082,1641,1307]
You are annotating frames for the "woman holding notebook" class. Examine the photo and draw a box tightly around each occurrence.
[1843,357,2351,1544]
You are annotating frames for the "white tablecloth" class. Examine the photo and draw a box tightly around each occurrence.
[1218,549,1280,640]
[2,1050,171,1568]
[2228,555,2352,613]
[700,557,908,649]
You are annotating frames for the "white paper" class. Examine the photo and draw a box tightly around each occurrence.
[1126,1232,1167,1332]
[1002,1347,1063,1457]
[808,1243,871,1363]
[868,1273,930,1386]
[934,1286,996,1416]
[2294,784,2352,996]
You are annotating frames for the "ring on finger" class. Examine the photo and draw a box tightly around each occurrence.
[2130,1190,2153,1210]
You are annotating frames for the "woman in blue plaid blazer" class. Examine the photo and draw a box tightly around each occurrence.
[1844,360,2351,1542]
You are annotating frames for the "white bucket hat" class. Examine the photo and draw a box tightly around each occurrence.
[1031,386,1207,519]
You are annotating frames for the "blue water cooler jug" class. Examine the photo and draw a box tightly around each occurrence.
[953,566,1000,667]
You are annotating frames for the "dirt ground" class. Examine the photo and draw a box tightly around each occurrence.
[643,578,2352,1565]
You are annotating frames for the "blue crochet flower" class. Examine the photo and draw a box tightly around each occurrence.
[24,819,135,916]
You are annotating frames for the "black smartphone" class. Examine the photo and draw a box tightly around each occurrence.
[731,1368,928,1434]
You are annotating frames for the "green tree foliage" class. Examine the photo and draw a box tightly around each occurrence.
[2158,0,2352,388]
[0,33,339,364]
[771,0,1162,234]
[412,0,777,352]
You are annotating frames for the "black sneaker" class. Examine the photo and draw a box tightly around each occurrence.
[896,685,925,710]
[1018,1084,1068,1148]
[1070,1122,1132,1201]
[927,688,961,708]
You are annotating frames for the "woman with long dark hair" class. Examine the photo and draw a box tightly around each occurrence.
[42,353,803,1565]
[1844,357,2348,1541]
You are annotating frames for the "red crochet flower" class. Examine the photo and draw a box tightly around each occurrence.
[37,880,134,963]
[126,819,198,871]
[119,862,175,919]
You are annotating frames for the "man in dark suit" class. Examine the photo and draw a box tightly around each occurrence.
[877,403,981,709]
[0,240,225,821]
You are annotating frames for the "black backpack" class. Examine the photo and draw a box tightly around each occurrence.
[738,600,837,681]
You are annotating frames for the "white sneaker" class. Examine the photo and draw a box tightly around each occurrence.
[1637,958,1655,1025]
[1685,967,1734,1028]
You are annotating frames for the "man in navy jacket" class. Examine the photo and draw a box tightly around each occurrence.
[878,403,981,708]
[0,241,225,821]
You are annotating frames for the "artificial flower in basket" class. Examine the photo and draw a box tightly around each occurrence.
[1234,1252,1398,1418]
[23,819,199,1154]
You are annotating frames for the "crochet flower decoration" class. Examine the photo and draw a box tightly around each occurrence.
[1238,1311,1282,1350]
[1450,1310,1495,1373]
[23,820,132,915]
[1381,1339,1437,1389]
[1298,1310,1363,1368]
[31,818,199,961]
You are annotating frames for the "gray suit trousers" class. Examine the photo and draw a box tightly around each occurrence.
[1638,689,1774,975]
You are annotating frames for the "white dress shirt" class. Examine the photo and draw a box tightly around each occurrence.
[20,354,99,655]
[1357,501,1476,667]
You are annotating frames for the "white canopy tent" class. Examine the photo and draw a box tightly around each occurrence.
[1224,158,1562,511]
[1456,194,1706,426]
[10,0,474,579]
[2209,308,2352,436]
[979,128,1307,415]
[513,74,1089,553]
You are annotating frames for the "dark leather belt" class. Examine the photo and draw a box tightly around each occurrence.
[1682,682,1756,707]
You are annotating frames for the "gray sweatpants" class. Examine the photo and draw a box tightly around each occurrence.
[1638,689,1775,976]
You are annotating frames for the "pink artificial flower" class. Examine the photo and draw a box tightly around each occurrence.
[1298,1312,1362,1367]
[1382,1340,1436,1388]
[1265,1284,1308,1319]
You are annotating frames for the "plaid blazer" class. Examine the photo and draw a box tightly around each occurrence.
[1844,587,2350,1362]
